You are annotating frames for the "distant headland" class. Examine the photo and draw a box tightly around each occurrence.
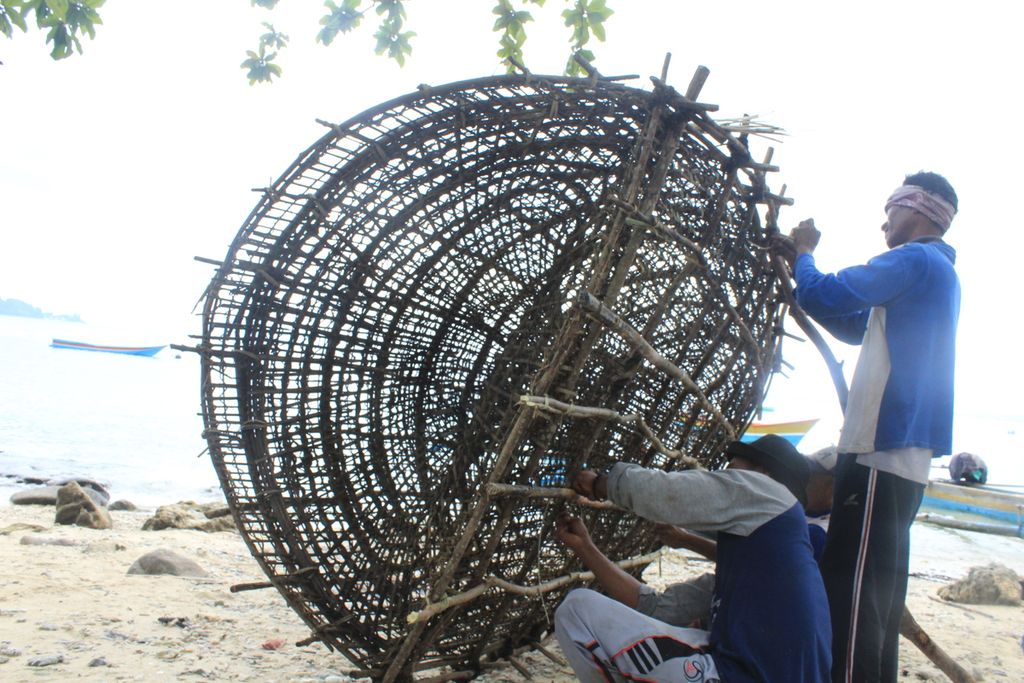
[0,297,82,323]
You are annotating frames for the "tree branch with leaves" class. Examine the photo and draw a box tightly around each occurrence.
[1,0,614,83]
[1,0,105,60]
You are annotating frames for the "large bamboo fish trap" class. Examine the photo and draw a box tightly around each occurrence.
[195,63,791,681]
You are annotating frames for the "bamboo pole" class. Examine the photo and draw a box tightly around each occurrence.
[407,551,662,624]
[899,610,976,683]
[485,483,621,510]
[517,394,703,468]
[578,292,736,440]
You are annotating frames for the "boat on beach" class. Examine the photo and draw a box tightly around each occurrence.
[918,479,1024,537]
[740,418,819,446]
[51,339,165,357]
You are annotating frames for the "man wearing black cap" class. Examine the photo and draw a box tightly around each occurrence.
[553,434,831,683]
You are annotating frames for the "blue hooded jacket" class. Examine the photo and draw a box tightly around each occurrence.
[794,238,959,454]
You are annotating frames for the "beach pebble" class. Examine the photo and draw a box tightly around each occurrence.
[88,656,109,667]
[127,549,209,578]
[11,484,107,508]
[54,482,113,530]
[261,638,286,650]
[109,499,137,511]
[38,623,58,631]
[938,563,1022,605]
[0,646,21,657]
[83,540,127,554]
[19,533,79,547]
[27,654,65,667]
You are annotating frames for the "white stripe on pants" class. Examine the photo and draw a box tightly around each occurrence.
[554,588,720,683]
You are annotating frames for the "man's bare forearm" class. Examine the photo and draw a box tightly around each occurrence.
[572,541,643,609]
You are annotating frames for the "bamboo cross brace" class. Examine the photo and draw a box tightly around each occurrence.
[407,551,663,624]
[485,482,621,510]
[578,291,736,440]
[518,394,703,468]
[620,212,763,365]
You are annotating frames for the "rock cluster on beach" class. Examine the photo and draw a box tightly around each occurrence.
[142,501,236,533]
[9,478,109,507]
[8,477,237,534]
[939,563,1023,606]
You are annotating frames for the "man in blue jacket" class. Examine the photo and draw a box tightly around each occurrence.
[781,172,960,683]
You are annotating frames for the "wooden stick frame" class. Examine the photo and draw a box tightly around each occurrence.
[197,62,790,681]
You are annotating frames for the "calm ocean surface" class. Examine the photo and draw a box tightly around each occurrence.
[2,315,1023,508]
[0,315,220,507]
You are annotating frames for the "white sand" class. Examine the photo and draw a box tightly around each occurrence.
[1,503,1022,682]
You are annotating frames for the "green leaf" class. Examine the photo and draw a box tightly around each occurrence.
[45,0,68,21]
[250,0,279,8]
[317,0,363,46]
[14,7,30,30]
[259,22,289,49]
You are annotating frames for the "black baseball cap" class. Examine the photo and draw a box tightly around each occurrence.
[726,434,810,506]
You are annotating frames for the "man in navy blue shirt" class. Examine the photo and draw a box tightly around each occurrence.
[553,435,831,682]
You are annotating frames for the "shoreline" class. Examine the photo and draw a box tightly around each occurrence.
[1,504,1022,681]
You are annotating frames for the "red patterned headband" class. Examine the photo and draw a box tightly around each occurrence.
[884,185,956,233]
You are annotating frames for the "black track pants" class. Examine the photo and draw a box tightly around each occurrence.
[820,454,924,683]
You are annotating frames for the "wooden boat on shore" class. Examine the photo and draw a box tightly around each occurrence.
[918,479,1024,537]
[740,418,819,446]
[51,339,165,357]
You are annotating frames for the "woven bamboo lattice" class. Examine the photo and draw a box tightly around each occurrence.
[197,65,791,681]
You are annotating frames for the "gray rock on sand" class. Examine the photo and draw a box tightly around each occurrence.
[10,484,108,508]
[938,562,1022,605]
[142,502,236,533]
[27,654,65,667]
[109,499,137,511]
[51,478,111,506]
[127,549,209,577]
[20,534,79,547]
[54,482,113,530]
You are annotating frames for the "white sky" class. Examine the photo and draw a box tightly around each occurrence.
[2,0,1022,433]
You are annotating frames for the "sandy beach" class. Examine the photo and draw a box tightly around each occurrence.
[1,502,1022,682]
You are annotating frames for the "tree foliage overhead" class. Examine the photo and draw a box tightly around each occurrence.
[0,0,105,60]
[0,0,613,83]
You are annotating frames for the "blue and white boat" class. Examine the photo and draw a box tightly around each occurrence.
[51,339,165,357]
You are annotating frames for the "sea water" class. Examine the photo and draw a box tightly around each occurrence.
[0,315,220,507]
[3,314,1023,510]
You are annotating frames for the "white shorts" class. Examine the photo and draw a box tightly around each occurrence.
[554,588,720,682]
